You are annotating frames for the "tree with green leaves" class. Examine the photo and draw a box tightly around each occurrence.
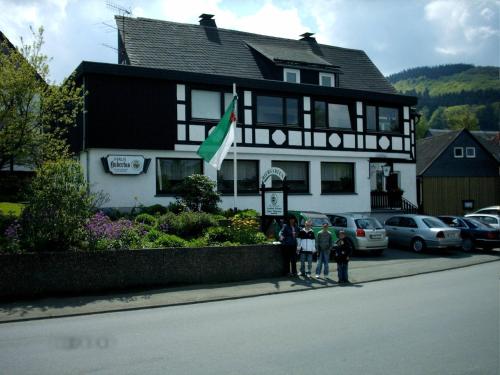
[177,174,221,213]
[0,26,83,171]
[444,105,479,131]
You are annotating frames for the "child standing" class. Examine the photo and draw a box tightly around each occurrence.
[334,230,353,283]
[315,223,333,278]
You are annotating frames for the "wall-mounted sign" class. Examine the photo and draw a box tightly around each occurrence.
[101,155,151,175]
[264,191,284,216]
[262,167,286,184]
[463,200,474,210]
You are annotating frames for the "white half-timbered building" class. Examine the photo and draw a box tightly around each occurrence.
[71,14,419,213]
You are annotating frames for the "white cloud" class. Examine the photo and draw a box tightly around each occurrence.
[424,0,499,56]
[0,0,498,82]
[481,7,494,20]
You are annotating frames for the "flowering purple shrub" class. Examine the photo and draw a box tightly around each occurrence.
[2,220,22,252]
[86,212,137,249]
[5,221,21,241]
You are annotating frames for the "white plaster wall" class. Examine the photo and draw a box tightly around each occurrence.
[394,163,417,205]
[84,149,195,209]
[82,148,373,213]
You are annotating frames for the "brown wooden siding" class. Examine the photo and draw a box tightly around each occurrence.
[422,177,500,215]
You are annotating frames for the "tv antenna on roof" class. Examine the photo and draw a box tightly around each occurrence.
[106,1,131,16]
[105,1,131,64]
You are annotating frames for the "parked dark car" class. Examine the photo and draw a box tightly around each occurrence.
[438,216,500,251]
[384,214,461,252]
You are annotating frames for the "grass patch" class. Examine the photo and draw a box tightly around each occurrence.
[0,202,25,217]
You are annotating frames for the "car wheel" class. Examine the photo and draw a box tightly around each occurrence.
[411,238,426,253]
[462,238,475,252]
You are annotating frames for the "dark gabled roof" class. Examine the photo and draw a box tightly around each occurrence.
[0,30,18,58]
[474,132,500,163]
[115,16,398,95]
[416,130,461,175]
[417,129,500,175]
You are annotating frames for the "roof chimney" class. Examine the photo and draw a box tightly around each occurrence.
[300,32,316,41]
[199,14,217,27]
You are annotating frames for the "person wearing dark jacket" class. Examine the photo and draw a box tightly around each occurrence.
[334,230,353,283]
[279,216,299,276]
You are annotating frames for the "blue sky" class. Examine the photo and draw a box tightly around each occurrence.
[0,0,499,83]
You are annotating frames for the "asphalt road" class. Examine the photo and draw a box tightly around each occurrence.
[0,262,498,375]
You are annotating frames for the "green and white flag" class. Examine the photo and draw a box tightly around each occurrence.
[197,96,237,170]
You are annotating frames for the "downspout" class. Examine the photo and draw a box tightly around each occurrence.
[82,76,90,190]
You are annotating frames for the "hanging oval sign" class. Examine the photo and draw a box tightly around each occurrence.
[262,167,286,184]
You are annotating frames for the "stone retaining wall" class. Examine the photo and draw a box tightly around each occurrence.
[0,244,285,300]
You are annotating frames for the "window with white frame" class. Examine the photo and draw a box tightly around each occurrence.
[283,68,300,83]
[466,147,476,158]
[319,72,335,87]
[217,160,259,194]
[191,90,234,120]
[256,95,299,126]
[321,162,355,193]
[366,105,400,133]
[313,101,352,129]
[454,147,464,158]
[156,158,203,194]
[271,161,309,193]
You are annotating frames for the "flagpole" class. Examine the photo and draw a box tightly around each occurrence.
[232,83,237,212]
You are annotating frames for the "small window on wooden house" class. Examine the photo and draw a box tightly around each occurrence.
[454,147,464,158]
[466,147,476,158]
[284,68,300,83]
[319,72,335,87]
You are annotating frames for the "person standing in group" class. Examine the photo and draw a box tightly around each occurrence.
[297,220,316,277]
[315,223,334,278]
[334,230,353,283]
[279,216,299,276]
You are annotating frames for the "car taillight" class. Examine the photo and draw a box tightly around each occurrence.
[487,232,497,239]
[436,231,445,239]
[356,228,365,237]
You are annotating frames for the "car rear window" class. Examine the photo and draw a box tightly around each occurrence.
[355,218,383,229]
[422,218,447,228]
[473,216,499,225]
[463,218,491,229]
[311,217,331,226]
[477,209,500,215]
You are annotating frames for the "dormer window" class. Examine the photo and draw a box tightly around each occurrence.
[319,72,335,87]
[284,68,300,83]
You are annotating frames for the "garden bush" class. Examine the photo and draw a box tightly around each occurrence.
[204,226,232,244]
[139,204,168,216]
[134,213,158,229]
[154,234,186,248]
[176,174,221,213]
[21,159,94,251]
[166,200,187,214]
[158,211,218,239]
[185,237,209,247]
[228,214,267,245]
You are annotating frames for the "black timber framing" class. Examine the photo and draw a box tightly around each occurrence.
[73,61,418,155]
[75,61,417,106]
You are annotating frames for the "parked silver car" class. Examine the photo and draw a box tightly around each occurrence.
[384,214,461,252]
[473,206,500,216]
[327,213,387,255]
[465,214,500,229]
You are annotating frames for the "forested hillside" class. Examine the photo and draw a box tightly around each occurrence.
[387,64,500,137]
